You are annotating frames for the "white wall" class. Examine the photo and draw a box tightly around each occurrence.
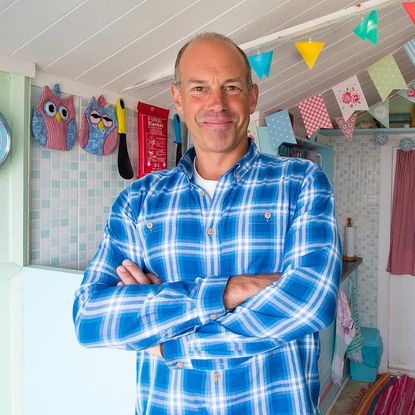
[11,266,136,415]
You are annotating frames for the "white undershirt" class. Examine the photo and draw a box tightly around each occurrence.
[193,157,218,199]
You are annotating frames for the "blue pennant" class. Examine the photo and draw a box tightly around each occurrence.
[265,110,297,151]
[248,51,273,79]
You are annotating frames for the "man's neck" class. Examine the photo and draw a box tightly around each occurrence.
[194,141,249,180]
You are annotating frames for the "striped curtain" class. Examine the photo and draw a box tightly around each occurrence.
[387,150,415,276]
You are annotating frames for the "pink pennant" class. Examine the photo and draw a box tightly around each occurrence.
[298,94,333,138]
[335,113,358,141]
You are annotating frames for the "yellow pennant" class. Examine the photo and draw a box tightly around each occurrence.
[295,41,325,69]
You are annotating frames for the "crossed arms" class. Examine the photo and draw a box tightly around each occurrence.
[115,260,281,357]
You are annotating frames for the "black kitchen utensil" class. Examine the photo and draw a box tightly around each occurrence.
[173,113,182,166]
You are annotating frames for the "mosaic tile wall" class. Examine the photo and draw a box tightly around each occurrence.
[30,86,180,270]
[331,134,381,328]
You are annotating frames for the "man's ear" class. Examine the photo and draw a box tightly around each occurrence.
[171,83,183,114]
[249,84,259,114]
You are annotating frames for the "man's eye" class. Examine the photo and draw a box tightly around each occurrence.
[225,85,241,93]
[192,86,206,93]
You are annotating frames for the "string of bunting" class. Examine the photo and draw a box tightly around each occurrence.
[251,2,415,149]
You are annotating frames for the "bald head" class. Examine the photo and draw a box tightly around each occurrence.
[174,32,253,91]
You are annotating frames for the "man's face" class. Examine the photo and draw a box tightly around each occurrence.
[171,39,258,158]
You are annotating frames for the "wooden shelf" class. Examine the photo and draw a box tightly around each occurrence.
[318,128,415,136]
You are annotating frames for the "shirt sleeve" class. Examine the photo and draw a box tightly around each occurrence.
[218,166,342,341]
[73,185,228,351]
[163,165,341,366]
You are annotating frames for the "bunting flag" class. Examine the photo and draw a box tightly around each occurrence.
[265,110,297,150]
[332,76,369,121]
[368,101,389,128]
[353,10,378,45]
[248,119,261,150]
[404,37,415,66]
[367,54,408,101]
[399,82,415,103]
[298,94,333,138]
[248,51,273,79]
[295,41,325,69]
[334,113,358,141]
[256,126,275,156]
[403,2,415,25]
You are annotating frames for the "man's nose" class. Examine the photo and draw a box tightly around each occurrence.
[206,89,227,112]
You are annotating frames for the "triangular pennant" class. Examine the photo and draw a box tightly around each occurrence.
[368,54,408,101]
[265,110,297,151]
[256,126,275,156]
[332,75,369,121]
[399,82,415,104]
[295,41,325,69]
[248,51,273,79]
[353,10,378,45]
[298,94,333,138]
[404,37,415,66]
[368,101,389,128]
[248,119,261,150]
[335,113,358,141]
[403,2,415,25]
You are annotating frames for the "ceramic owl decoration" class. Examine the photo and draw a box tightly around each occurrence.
[32,85,77,151]
[79,95,118,155]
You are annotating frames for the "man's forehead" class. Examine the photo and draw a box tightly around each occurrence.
[180,39,245,68]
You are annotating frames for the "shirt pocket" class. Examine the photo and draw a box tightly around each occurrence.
[137,216,206,282]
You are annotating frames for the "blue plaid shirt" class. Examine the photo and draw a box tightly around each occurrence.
[73,139,341,414]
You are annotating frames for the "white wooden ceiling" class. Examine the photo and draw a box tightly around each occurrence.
[0,0,414,119]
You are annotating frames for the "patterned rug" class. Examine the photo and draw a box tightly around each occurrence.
[350,373,415,414]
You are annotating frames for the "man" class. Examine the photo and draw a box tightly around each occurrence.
[73,32,341,414]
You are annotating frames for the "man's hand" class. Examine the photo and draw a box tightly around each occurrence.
[116,260,163,358]
[116,259,161,286]
[224,272,281,310]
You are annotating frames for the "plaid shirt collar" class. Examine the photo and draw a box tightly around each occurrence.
[177,137,259,182]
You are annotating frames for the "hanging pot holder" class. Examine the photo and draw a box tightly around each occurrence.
[79,95,118,155]
[32,84,77,151]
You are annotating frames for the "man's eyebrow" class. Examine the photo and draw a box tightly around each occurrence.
[223,78,244,83]
[187,79,208,84]
[187,78,244,84]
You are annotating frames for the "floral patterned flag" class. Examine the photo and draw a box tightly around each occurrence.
[399,82,415,103]
[334,113,358,141]
[332,76,369,121]
[298,94,333,138]
[368,100,389,128]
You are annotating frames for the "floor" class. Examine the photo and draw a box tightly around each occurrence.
[329,379,371,414]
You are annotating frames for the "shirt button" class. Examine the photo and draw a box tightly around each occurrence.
[199,190,205,196]
[264,211,272,220]
[146,222,153,230]
[209,313,218,320]
[235,173,241,181]
[207,228,214,236]
[212,373,221,381]
[176,362,184,369]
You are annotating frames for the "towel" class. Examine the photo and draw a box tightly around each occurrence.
[346,275,363,363]
[331,288,356,384]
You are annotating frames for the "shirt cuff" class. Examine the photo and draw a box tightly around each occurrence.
[195,274,229,325]
[162,337,188,368]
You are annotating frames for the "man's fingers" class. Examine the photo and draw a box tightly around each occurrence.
[116,266,143,285]
[146,272,162,284]
[122,260,151,284]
